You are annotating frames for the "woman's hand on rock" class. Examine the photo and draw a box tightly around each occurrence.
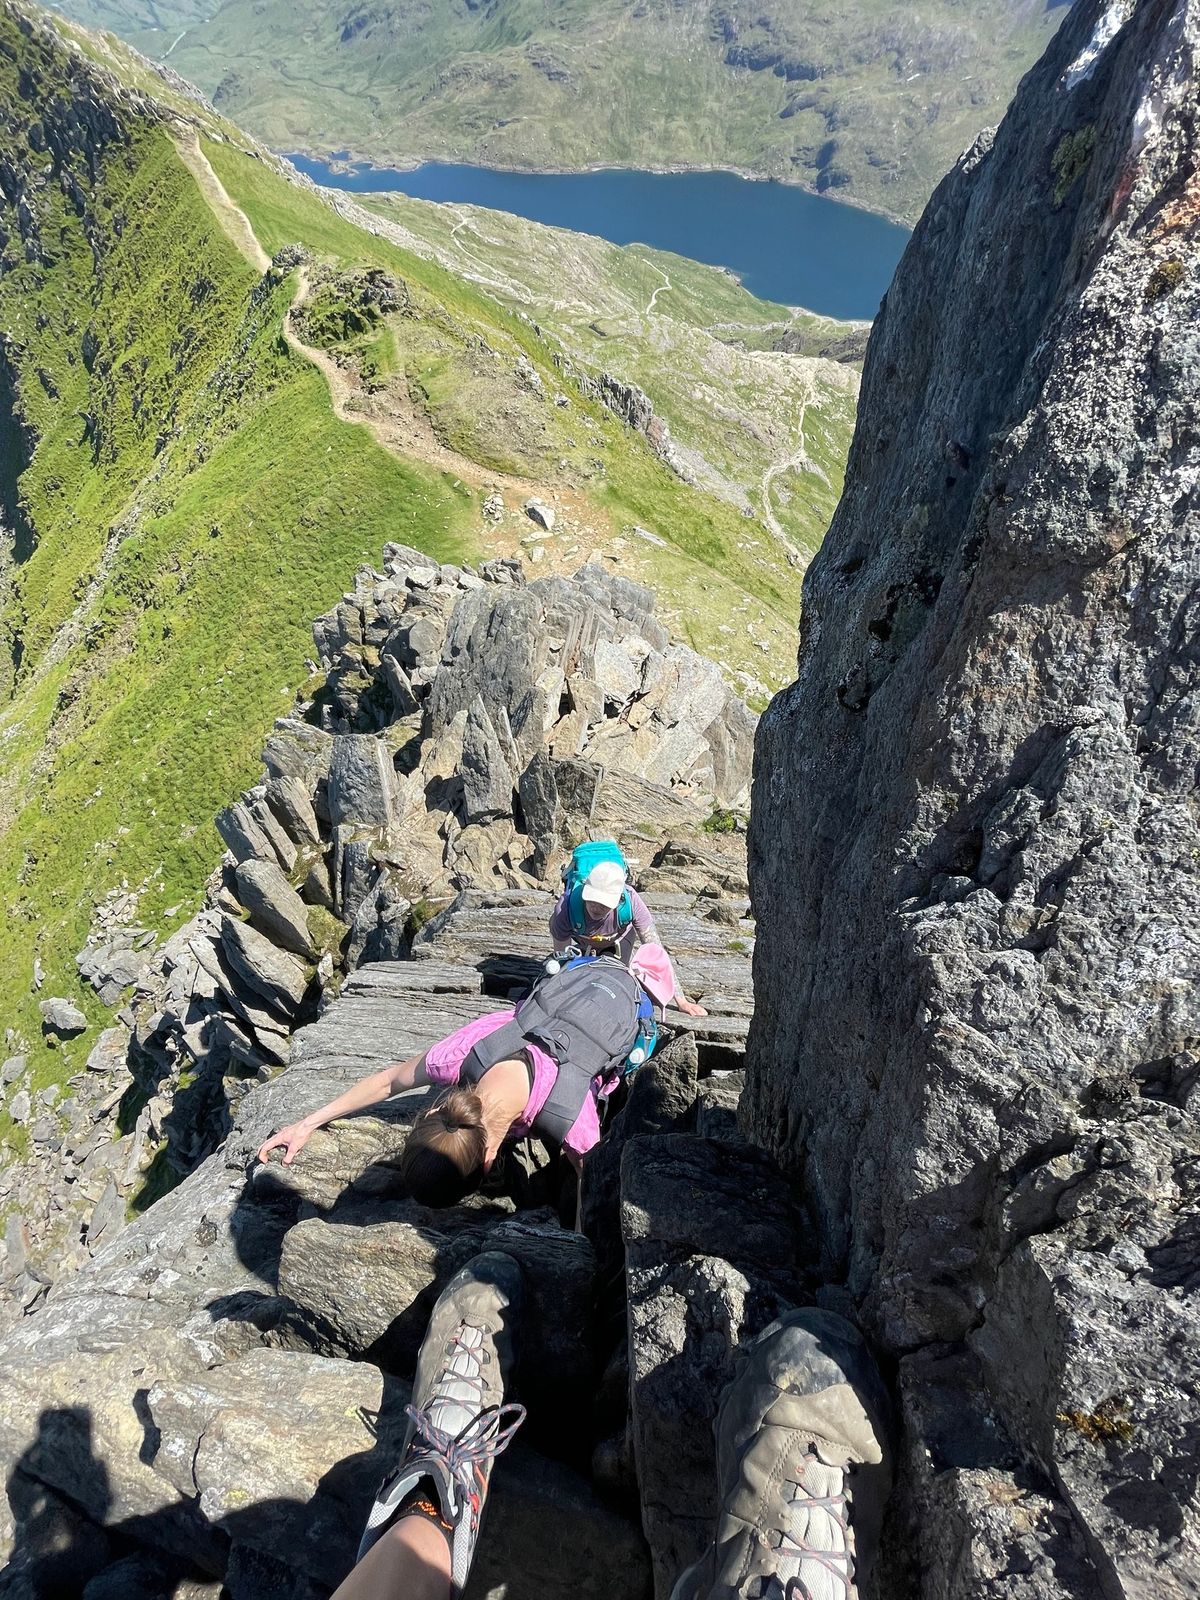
[677,998,708,1017]
[257,1122,313,1166]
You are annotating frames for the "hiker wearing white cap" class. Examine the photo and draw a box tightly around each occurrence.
[549,846,708,1017]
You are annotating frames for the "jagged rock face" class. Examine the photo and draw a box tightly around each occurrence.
[746,0,1199,1593]
[0,891,763,1597]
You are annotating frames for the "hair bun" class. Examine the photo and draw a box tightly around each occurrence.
[437,1087,484,1131]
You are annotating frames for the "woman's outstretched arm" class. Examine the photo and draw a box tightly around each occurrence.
[257,1052,429,1165]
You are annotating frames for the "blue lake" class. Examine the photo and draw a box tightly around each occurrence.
[287,154,910,322]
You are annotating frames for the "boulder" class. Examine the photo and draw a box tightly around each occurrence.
[524,498,555,531]
[38,998,86,1037]
[214,800,276,866]
[219,917,310,1019]
[516,750,559,872]
[262,719,333,816]
[246,793,297,873]
[461,696,515,823]
[263,775,321,847]
[189,933,293,1064]
[300,854,334,911]
[234,859,316,959]
[381,541,440,584]
[277,1210,595,1408]
[380,652,420,716]
[326,734,396,830]
[251,1112,427,1214]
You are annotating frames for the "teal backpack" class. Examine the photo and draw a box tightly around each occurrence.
[562,840,633,937]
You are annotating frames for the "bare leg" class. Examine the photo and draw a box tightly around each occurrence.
[330,1515,451,1600]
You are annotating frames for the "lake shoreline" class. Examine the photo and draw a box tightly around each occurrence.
[287,150,910,319]
[283,145,918,232]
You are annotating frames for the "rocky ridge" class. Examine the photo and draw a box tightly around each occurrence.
[0,829,779,1599]
[746,0,1200,1593]
[0,548,756,1335]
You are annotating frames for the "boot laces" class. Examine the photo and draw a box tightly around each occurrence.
[405,1326,525,1516]
[776,1448,853,1600]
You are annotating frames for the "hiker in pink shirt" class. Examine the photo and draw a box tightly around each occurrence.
[257,944,679,1204]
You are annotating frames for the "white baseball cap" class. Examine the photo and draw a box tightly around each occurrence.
[583,860,627,909]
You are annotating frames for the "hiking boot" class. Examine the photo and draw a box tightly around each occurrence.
[357,1250,526,1596]
[671,1308,892,1600]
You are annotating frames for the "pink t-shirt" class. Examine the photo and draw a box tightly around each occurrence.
[423,1008,602,1157]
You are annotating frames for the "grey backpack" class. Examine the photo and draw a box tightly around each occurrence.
[460,957,645,1144]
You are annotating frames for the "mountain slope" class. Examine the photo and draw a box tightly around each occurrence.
[47,0,1068,223]
[0,2,852,1135]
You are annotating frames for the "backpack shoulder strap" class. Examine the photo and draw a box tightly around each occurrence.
[567,882,588,937]
[459,1018,533,1088]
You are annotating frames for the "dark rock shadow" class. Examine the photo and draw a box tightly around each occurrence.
[0,1400,452,1600]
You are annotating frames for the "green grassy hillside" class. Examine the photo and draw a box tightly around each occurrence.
[0,3,850,1128]
[352,186,861,567]
[47,0,1066,223]
[0,6,481,1128]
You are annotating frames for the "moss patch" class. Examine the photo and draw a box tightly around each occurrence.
[1144,258,1186,301]
[1057,1395,1134,1446]
[1050,126,1096,207]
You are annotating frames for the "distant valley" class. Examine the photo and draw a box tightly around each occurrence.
[46,0,1069,224]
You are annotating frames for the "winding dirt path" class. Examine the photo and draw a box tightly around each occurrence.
[759,378,816,568]
[175,133,542,495]
[644,260,672,316]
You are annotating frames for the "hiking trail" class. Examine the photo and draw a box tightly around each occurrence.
[174,132,608,555]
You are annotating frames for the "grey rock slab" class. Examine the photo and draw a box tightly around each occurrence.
[461,695,515,823]
[695,1071,744,1142]
[382,542,440,582]
[247,793,298,874]
[214,800,276,866]
[84,1028,129,1075]
[277,1211,595,1405]
[188,934,292,1064]
[300,853,334,911]
[380,651,420,716]
[590,768,708,837]
[219,916,310,1019]
[85,1175,125,1252]
[581,1032,699,1283]
[234,859,316,959]
[146,1346,646,1599]
[262,719,333,812]
[251,1108,429,1212]
[340,960,482,999]
[524,498,555,531]
[288,987,496,1072]
[621,1132,802,1290]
